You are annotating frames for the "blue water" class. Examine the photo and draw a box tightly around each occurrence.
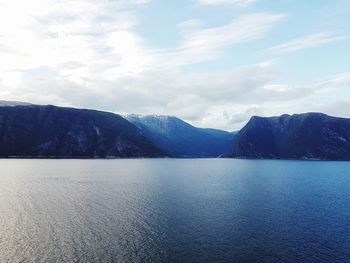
[0,159,349,262]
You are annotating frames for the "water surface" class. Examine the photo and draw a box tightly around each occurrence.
[0,159,350,262]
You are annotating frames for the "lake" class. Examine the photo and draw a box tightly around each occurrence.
[0,159,350,262]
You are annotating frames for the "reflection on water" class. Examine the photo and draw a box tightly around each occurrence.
[0,159,350,262]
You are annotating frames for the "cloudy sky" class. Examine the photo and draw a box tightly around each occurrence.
[0,0,349,130]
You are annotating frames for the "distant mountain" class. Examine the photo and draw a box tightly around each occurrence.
[0,105,164,158]
[126,114,234,157]
[0,100,32,107]
[232,113,350,160]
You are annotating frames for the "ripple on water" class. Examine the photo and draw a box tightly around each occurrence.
[0,159,350,262]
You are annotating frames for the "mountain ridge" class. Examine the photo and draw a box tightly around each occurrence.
[232,112,350,160]
[0,104,165,158]
[0,100,349,160]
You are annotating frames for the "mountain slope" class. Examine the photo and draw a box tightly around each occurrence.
[232,113,350,160]
[126,114,234,157]
[0,105,164,158]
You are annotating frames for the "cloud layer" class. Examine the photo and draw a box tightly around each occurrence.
[269,32,349,54]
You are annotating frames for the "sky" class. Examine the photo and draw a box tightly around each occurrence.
[0,0,349,130]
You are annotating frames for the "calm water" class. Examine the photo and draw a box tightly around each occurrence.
[0,159,350,262]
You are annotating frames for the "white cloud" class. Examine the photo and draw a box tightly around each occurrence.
[197,0,256,6]
[269,32,349,54]
[105,31,155,76]
[162,13,285,66]
[215,72,350,129]
[318,72,350,88]
[0,0,152,83]
[176,19,204,33]
[0,6,285,84]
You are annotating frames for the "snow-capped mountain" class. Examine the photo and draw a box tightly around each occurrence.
[126,114,235,157]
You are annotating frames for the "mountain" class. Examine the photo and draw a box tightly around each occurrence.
[232,113,350,160]
[126,114,234,157]
[0,100,32,107]
[0,105,164,158]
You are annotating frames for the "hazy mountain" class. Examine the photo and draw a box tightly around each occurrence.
[232,113,350,160]
[126,114,234,157]
[0,105,164,158]
[0,100,32,107]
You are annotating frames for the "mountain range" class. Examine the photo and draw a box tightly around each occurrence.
[0,101,349,160]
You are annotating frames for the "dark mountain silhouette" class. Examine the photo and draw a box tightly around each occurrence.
[0,105,164,158]
[232,113,350,160]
